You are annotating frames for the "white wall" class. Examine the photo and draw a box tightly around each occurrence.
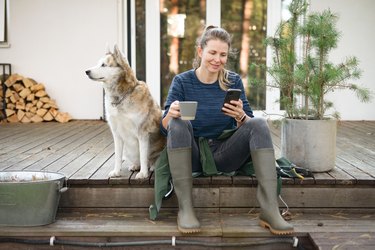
[310,0,375,120]
[0,0,119,119]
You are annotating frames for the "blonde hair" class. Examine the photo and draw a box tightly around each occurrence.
[193,25,233,91]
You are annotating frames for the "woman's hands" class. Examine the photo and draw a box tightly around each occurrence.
[222,99,247,123]
[167,100,181,118]
[163,99,248,129]
[162,100,181,129]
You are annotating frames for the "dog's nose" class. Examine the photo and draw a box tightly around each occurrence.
[85,70,90,75]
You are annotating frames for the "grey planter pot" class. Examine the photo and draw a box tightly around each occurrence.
[281,119,337,172]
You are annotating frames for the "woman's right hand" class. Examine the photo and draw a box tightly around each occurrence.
[167,100,181,119]
[162,100,181,129]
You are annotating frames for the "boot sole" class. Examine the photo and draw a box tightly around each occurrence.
[178,224,201,234]
[259,220,294,235]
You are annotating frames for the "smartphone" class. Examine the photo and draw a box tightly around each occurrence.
[223,89,241,107]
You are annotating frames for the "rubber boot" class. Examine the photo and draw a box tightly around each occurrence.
[251,148,294,235]
[168,147,201,233]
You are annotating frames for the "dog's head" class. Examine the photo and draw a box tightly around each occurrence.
[85,44,130,84]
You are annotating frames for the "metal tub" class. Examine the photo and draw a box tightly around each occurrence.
[0,171,67,226]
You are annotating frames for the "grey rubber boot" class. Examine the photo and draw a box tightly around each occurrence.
[168,147,201,233]
[251,148,294,235]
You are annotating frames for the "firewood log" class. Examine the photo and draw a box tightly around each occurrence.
[39,97,50,103]
[36,108,48,117]
[19,88,31,99]
[17,110,25,121]
[21,115,31,123]
[15,101,26,110]
[9,92,20,103]
[30,115,43,123]
[12,83,24,92]
[22,78,37,88]
[5,109,15,116]
[7,114,19,123]
[55,112,72,123]
[35,90,47,98]
[26,93,35,102]
[25,112,34,118]
[43,111,54,121]
[4,74,23,87]
[36,100,44,109]
[6,103,15,110]
[30,83,45,92]
[49,108,58,117]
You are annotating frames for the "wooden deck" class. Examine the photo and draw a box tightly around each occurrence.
[0,120,375,249]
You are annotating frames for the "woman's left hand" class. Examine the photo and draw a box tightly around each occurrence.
[222,99,246,121]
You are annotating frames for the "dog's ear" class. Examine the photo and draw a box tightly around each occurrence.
[105,43,111,54]
[113,44,129,69]
[113,44,123,57]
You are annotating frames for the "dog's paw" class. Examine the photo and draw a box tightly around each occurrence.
[149,165,155,172]
[135,170,149,179]
[108,169,122,178]
[128,165,140,171]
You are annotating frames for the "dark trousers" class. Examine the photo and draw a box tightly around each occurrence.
[167,117,274,173]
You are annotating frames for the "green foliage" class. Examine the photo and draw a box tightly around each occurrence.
[252,0,373,120]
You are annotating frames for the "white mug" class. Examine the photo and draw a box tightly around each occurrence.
[179,101,198,120]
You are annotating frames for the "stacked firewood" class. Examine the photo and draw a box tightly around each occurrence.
[0,74,72,123]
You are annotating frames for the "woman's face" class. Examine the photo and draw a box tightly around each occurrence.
[198,39,229,74]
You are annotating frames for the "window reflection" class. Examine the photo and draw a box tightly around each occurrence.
[221,0,267,110]
[135,0,146,81]
[160,0,206,107]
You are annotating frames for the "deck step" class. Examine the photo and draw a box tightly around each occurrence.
[1,208,374,250]
[60,181,375,209]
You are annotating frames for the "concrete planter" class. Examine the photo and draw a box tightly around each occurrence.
[281,119,337,172]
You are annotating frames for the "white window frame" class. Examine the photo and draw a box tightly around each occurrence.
[0,0,10,48]
[145,0,161,105]
[265,0,283,118]
[206,0,221,27]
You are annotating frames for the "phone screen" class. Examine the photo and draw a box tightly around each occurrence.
[223,89,241,106]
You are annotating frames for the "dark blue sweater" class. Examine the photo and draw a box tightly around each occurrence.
[161,69,254,139]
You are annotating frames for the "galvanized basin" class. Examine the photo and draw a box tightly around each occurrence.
[0,171,67,226]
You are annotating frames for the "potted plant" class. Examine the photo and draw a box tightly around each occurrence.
[252,0,372,172]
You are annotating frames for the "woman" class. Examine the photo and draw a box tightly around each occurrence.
[160,26,294,235]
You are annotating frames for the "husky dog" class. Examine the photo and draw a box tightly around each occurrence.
[85,45,166,179]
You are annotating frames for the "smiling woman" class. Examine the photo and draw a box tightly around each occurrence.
[157,26,294,235]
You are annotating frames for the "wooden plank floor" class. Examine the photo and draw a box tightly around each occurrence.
[1,120,374,185]
[1,120,374,210]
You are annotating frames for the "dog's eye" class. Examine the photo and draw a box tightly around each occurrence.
[101,63,106,67]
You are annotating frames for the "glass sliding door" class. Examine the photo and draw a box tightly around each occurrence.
[132,0,283,114]
[158,0,267,110]
[159,0,206,107]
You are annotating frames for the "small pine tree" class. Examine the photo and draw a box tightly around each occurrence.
[252,0,372,119]
[297,9,370,119]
